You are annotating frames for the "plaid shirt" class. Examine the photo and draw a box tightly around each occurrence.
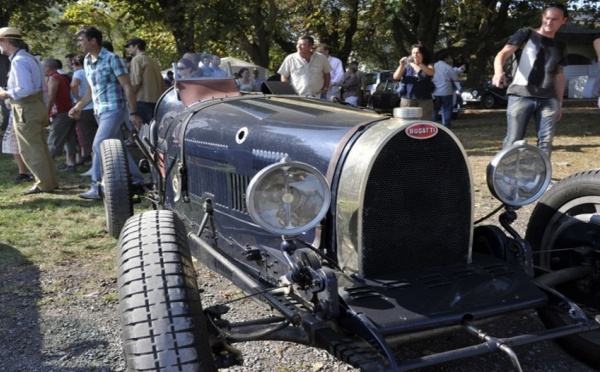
[84,47,129,115]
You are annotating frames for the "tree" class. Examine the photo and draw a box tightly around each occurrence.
[7,0,600,85]
[0,0,67,87]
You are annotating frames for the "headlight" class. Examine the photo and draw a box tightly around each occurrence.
[247,159,331,236]
[486,141,551,207]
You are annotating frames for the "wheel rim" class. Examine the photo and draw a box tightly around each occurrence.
[483,95,494,108]
[538,195,600,340]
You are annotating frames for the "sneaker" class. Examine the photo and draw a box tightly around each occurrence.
[14,173,34,183]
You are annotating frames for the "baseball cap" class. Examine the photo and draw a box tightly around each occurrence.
[124,37,146,49]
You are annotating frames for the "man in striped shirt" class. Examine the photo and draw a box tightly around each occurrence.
[69,26,145,200]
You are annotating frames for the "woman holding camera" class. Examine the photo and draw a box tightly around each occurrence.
[393,43,435,120]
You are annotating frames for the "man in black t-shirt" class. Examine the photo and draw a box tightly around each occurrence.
[492,3,568,160]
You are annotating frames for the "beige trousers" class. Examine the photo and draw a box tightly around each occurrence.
[11,92,59,191]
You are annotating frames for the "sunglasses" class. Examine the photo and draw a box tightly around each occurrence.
[177,66,190,70]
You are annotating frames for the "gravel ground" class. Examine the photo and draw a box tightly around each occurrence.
[0,243,597,372]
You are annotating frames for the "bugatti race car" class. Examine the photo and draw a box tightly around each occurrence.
[101,65,600,371]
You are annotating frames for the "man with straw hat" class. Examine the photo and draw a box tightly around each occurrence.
[0,27,58,194]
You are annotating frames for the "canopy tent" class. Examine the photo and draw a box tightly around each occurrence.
[219,57,269,78]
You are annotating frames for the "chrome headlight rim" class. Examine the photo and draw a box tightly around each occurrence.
[487,141,552,207]
[247,160,331,236]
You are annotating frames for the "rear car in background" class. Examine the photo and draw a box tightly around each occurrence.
[461,81,508,109]
[367,77,400,113]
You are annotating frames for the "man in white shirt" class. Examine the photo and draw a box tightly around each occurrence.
[317,44,344,101]
[0,27,59,194]
[278,36,332,97]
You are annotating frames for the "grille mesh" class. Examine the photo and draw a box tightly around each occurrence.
[361,129,471,276]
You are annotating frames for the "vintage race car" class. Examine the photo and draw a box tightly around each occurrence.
[100,66,600,371]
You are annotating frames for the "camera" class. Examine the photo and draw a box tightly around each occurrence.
[405,57,415,64]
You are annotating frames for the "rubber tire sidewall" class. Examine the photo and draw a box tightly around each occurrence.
[100,139,133,238]
[117,210,216,371]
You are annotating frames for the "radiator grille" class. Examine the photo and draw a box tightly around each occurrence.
[361,129,471,276]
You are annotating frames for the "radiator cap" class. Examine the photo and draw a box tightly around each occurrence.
[393,107,422,120]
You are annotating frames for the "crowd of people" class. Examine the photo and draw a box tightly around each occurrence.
[0,26,164,197]
[0,2,580,197]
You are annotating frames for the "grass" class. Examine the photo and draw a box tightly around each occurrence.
[0,149,151,276]
[1,104,600,276]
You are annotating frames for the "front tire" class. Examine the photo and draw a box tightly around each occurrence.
[526,169,600,368]
[100,139,133,238]
[117,210,216,371]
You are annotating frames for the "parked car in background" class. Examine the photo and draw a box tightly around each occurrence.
[364,70,394,96]
[461,81,508,109]
[368,78,464,119]
[367,77,400,113]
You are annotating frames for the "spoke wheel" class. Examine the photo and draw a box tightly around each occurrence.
[526,169,600,368]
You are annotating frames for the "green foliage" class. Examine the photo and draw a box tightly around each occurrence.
[3,0,600,82]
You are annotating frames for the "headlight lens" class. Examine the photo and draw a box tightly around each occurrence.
[247,160,331,236]
[487,141,551,207]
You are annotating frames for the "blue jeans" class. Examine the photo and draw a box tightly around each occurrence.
[91,108,144,184]
[504,95,560,159]
[433,95,454,127]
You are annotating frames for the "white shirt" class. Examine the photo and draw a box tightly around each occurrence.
[432,60,459,96]
[328,55,344,85]
[278,52,332,96]
[7,49,46,101]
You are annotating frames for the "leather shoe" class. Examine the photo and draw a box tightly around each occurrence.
[22,186,43,195]
[79,184,101,200]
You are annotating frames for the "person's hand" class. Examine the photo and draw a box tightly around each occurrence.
[130,113,143,129]
[492,73,506,88]
[68,106,81,120]
[0,88,8,100]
